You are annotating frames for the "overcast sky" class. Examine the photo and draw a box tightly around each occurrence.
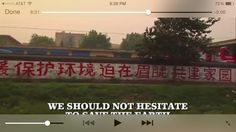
[0,0,235,44]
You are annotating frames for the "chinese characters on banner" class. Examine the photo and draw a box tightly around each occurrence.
[0,60,235,82]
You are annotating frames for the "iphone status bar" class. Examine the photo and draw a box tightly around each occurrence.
[0,0,236,17]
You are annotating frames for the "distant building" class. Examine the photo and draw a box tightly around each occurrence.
[110,44,120,50]
[202,39,236,63]
[0,35,22,46]
[55,32,85,48]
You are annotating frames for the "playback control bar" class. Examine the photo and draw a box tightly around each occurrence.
[0,115,235,132]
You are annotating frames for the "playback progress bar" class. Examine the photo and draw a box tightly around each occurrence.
[41,9,153,16]
[41,9,213,16]
[5,120,64,127]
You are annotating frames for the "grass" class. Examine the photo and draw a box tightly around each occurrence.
[0,80,235,114]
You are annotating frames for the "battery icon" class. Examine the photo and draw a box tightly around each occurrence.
[225,2,232,5]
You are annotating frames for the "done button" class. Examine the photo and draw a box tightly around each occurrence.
[5,9,20,15]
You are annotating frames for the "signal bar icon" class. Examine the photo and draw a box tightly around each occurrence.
[27,2,32,5]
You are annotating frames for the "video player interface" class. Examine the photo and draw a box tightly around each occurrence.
[0,0,236,132]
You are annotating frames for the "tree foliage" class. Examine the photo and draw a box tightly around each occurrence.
[120,33,144,50]
[80,30,111,49]
[136,18,219,63]
[29,34,55,47]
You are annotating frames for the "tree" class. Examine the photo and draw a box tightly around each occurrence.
[29,34,55,47]
[80,30,111,49]
[120,33,144,50]
[136,18,219,63]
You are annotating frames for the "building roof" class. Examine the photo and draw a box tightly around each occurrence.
[55,32,85,36]
[210,39,236,47]
[0,35,22,46]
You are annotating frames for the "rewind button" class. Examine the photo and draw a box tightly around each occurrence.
[83,120,95,126]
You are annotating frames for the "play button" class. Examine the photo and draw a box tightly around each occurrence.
[114,119,122,127]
